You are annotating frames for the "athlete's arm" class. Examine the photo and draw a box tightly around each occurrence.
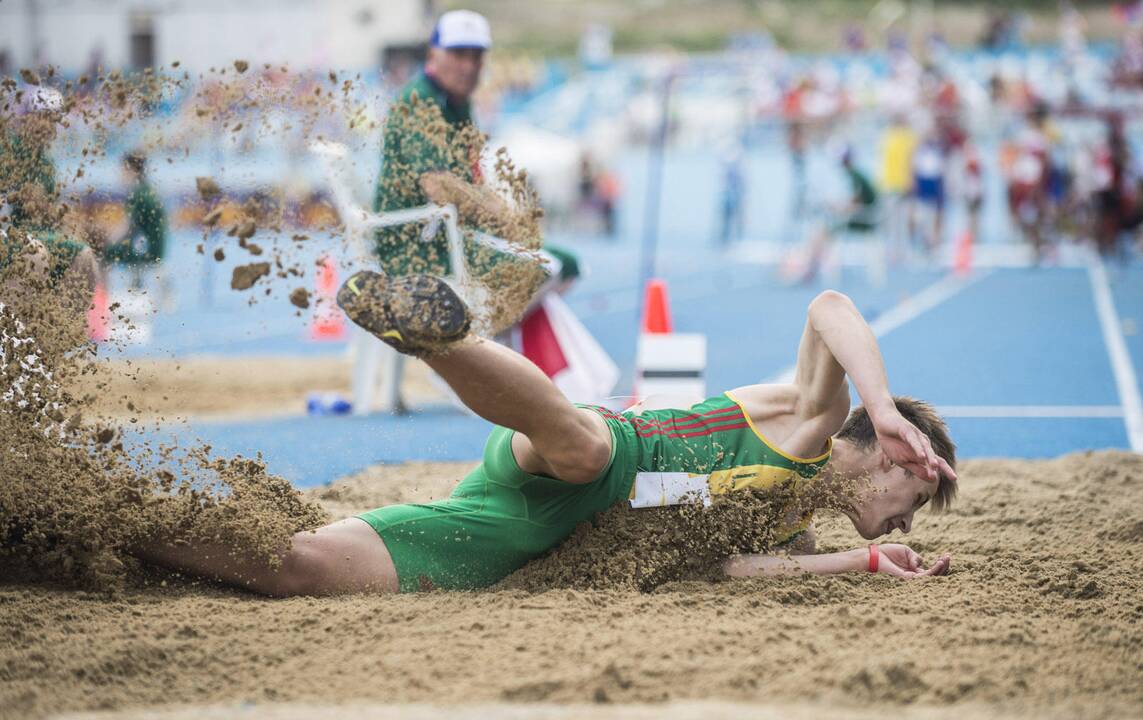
[722,544,951,580]
[794,291,953,483]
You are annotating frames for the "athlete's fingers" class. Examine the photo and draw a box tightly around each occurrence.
[936,456,957,482]
[909,549,923,570]
[906,429,926,460]
[913,432,937,481]
[925,554,951,576]
[923,440,939,481]
[908,434,937,483]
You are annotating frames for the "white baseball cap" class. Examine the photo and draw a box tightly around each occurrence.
[431,10,492,50]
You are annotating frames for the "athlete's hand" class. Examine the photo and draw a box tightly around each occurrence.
[876,544,951,579]
[873,410,956,484]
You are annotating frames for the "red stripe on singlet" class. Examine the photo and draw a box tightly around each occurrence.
[628,407,742,433]
[586,405,747,439]
[636,422,750,439]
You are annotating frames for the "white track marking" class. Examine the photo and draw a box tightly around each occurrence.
[767,270,991,384]
[730,240,1092,268]
[1087,257,1143,452]
[935,405,1123,418]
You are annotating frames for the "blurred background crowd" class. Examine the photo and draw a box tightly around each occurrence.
[4,0,1143,312]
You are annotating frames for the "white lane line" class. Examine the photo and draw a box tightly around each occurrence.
[935,405,1124,418]
[766,270,992,384]
[1087,257,1143,452]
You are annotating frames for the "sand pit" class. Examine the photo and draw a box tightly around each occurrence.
[74,355,444,420]
[2,451,1141,720]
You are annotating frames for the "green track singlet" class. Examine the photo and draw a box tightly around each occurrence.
[358,392,831,591]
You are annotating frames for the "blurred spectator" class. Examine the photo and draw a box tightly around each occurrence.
[843,24,866,53]
[1093,114,1142,259]
[795,146,882,287]
[782,79,810,219]
[0,86,97,302]
[962,141,985,244]
[1112,28,1143,88]
[1004,102,1056,262]
[594,167,621,239]
[577,153,596,213]
[911,131,947,256]
[103,151,171,304]
[980,10,1022,51]
[880,114,917,262]
[576,152,620,238]
[716,147,745,246]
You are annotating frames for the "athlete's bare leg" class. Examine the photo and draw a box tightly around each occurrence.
[132,517,399,596]
[424,337,612,484]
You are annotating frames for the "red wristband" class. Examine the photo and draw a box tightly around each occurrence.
[868,544,879,573]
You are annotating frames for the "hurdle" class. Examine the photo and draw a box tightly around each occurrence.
[309,141,547,414]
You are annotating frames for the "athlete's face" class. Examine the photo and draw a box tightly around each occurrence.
[426,47,485,101]
[846,458,936,540]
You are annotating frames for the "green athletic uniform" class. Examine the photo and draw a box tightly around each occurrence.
[839,164,880,233]
[104,181,167,266]
[358,392,831,592]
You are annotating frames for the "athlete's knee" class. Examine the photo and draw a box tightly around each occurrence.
[545,429,612,485]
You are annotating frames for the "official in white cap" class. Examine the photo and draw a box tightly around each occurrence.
[369,10,497,412]
[372,9,495,279]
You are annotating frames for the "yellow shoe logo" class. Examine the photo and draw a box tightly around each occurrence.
[381,330,403,342]
[346,276,362,296]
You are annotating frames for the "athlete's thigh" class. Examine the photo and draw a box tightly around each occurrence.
[286,517,400,595]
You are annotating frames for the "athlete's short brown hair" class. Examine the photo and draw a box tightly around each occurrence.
[836,396,957,512]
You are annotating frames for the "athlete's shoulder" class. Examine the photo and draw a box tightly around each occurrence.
[726,382,847,454]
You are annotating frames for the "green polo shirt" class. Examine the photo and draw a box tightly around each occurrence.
[371,72,582,294]
[373,72,480,276]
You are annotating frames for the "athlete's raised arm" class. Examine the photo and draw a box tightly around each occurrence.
[793,290,954,483]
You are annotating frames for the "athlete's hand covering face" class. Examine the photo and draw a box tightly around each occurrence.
[873,409,956,484]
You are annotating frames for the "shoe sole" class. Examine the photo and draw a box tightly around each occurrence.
[337,271,470,354]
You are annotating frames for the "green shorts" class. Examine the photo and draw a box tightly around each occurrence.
[357,408,639,592]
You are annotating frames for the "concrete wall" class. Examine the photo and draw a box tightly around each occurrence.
[0,0,434,74]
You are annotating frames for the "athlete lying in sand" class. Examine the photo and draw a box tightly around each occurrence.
[136,274,957,594]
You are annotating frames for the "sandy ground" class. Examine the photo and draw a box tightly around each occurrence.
[76,355,444,420]
[2,451,1141,720]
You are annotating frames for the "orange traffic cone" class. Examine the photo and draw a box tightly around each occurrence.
[310,255,346,341]
[86,283,110,342]
[641,279,673,334]
[953,229,973,277]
